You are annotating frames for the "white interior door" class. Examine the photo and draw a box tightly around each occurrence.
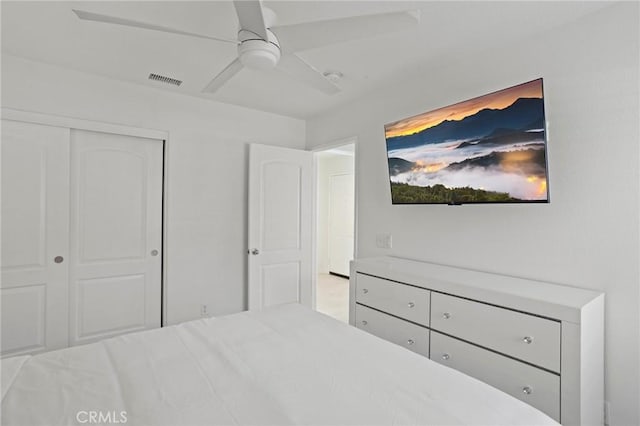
[1,120,70,356]
[69,130,163,345]
[248,143,313,310]
[328,173,355,277]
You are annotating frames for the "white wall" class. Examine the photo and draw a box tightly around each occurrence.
[316,152,355,274]
[306,3,639,425]
[1,54,306,325]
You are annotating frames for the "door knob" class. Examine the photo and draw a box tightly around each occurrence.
[150,249,159,256]
[54,256,64,264]
[249,248,260,255]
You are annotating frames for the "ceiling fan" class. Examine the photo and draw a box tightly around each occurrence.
[72,1,420,95]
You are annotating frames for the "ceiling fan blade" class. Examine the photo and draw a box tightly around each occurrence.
[272,10,421,53]
[72,9,238,44]
[278,54,340,95]
[202,58,244,93]
[233,0,268,40]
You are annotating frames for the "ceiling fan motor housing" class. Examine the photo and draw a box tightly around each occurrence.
[238,29,281,70]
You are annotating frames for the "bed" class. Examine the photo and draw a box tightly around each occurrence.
[1,303,558,425]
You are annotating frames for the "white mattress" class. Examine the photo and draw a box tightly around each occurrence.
[1,303,558,426]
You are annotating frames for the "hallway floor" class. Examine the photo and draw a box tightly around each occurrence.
[316,273,349,323]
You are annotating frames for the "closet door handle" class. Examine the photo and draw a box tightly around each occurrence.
[54,256,64,264]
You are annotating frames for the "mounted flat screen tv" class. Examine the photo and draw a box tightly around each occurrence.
[384,78,549,205]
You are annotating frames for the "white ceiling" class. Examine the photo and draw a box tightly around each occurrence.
[1,1,611,119]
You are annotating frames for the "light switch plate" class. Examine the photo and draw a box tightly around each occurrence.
[376,233,392,249]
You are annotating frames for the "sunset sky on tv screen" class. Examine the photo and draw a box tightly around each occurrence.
[385,79,549,204]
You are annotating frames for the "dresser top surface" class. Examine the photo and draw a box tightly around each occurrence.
[352,257,603,322]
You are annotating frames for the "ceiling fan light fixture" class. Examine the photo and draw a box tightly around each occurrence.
[74,2,420,96]
[238,40,281,70]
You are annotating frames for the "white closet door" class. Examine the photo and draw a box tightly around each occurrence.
[69,130,163,345]
[1,120,70,356]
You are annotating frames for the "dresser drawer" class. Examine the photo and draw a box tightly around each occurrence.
[431,292,560,372]
[355,274,430,326]
[355,304,429,357]
[431,332,560,422]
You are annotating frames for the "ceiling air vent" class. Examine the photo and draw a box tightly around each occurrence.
[148,73,182,87]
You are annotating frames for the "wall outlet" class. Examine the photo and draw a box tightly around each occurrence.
[200,304,208,318]
[604,400,610,426]
[376,233,392,249]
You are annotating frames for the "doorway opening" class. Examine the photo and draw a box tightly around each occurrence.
[314,141,356,323]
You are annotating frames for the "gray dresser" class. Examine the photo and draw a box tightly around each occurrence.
[350,256,604,425]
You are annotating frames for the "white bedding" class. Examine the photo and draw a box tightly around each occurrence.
[1,303,558,426]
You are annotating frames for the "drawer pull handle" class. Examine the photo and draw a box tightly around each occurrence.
[442,312,451,320]
[362,288,369,294]
[407,302,415,308]
[441,353,450,360]
[407,339,415,346]
[523,336,533,344]
[522,386,533,395]
[361,320,368,326]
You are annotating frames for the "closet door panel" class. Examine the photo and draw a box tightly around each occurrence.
[77,274,146,338]
[1,119,70,356]
[78,148,147,262]
[69,130,163,345]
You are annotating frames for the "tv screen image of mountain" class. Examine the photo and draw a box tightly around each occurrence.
[384,79,549,205]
